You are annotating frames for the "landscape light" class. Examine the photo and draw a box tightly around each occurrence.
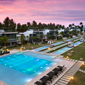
[82,62,84,65]
[71,77,74,80]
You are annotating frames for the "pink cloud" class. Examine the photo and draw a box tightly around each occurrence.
[0,0,85,26]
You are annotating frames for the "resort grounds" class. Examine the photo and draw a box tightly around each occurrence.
[0,37,85,85]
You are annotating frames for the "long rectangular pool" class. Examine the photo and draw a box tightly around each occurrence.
[0,51,62,85]
[53,41,82,55]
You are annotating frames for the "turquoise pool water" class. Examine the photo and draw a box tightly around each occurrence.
[33,46,50,51]
[53,41,82,55]
[52,41,64,46]
[33,38,77,52]
[0,51,62,85]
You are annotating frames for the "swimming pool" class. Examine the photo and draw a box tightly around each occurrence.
[33,46,50,51]
[33,38,76,52]
[0,51,62,85]
[53,41,82,55]
[52,41,64,46]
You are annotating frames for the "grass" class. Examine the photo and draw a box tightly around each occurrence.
[62,42,85,61]
[8,39,64,50]
[47,40,79,53]
[8,43,48,50]
[47,44,67,53]
[80,65,85,71]
[67,71,85,85]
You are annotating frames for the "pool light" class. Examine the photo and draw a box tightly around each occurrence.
[46,67,50,70]
[26,79,32,82]
[38,72,42,75]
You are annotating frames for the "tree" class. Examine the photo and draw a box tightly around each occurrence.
[79,22,83,32]
[21,34,25,45]
[21,24,28,32]
[32,20,37,27]
[27,22,31,29]
[40,34,43,43]
[3,17,10,27]
[1,36,9,46]
[0,22,3,29]
[38,22,42,29]
[9,19,16,31]
[32,36,36,43]
[69,24,72,29]
[17,23,22,32]
[26,36,29,41]
[60,31,64,37]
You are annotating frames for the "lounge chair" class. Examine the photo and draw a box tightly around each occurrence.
[40,76,50,85]
[34,81,43,85]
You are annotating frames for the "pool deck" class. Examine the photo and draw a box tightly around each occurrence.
[25,59,76,85]
[0,80,8,85]
[0,39,83,85]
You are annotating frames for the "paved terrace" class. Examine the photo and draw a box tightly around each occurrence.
[40,39,79,53]
[55,61,83,85]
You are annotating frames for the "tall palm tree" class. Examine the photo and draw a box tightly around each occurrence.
[32,36,36,43]
[40,34,43,43]
[3,17,10,28]
[9,19,16,31]
[1,36,9,47]
[79,22,83,32]
[17,23,22,32]
[60,31,64,37]
[21,35,25,45]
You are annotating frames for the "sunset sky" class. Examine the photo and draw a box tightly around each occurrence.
[0,0,85,27]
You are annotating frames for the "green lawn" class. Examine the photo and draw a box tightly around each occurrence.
[8,39,64,50]
[62,42,85,61]
[80,65,85,71]
[8,43,48,50]
[67,71,85,85]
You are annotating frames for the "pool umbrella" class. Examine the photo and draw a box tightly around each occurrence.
[35,81,43,85]
[40,76,49,85]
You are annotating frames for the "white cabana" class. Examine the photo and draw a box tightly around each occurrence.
[73,35,76,39]
[80,37,84,42]
[48,40,54,44]
[68,41,74,47]
[63,37,67,42]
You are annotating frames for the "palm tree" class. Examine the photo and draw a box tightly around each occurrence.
[1,36,9,47]
[79,22,83,32]
[55,30,58,39]
[9,19,16,31]
[21,34,25,45]
[40,34,43,43]
[32,36,36,43]
[27,36,29,41]
[32,20,37,27]
[17,23,22,32]
[3,17,10,28]
[60,31,64,37]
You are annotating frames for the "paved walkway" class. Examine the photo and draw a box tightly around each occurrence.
[41,39,79,53]
[55,61,82,85]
